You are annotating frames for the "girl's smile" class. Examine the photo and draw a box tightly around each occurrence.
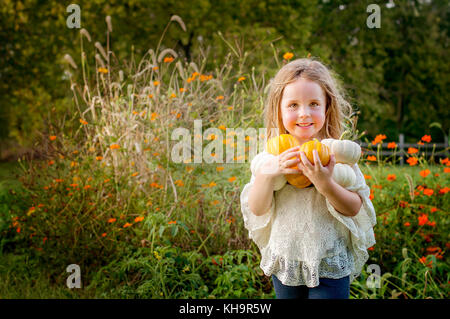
[280,77,326,145]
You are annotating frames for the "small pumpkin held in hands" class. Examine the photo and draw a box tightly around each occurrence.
[320,138,361,165]
[266,134,311,188]
[299,138,331,166]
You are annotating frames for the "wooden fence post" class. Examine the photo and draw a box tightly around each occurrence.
[399,133,404,165]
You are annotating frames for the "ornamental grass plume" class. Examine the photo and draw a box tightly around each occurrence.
[63,54,77,69]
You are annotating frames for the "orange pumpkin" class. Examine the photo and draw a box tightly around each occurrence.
[266,134,312,188]
[299,138,331,166]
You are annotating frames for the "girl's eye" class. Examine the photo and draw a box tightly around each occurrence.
[289,102,319,108]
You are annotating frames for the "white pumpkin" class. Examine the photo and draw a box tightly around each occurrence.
[321,138,361,165]
[250,153,287,191]
[332,163,356,188]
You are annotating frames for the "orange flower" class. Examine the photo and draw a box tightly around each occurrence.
[216,166,224,172]
[209,181,217,187]
[153,81,160,86]
[421,135,431,143]
[163,56,174,63]
[168,220,177,225]
[80,119,88,125]
[169,93,176,98]
[174,180,184,187]
[49,136,57,141]
[387,174,396,181]
[430,207,438,213]
[134,216,144,223]
[83,185,91,190]
[367,155,377,161]
[407,147,419,154]
[444,167,450,173]
[364,174,372,179]
[404,222,411,227]
[131,172,139,177]
[406,157,418,166]
[426,221,436,227]
[399,201,409,208]
[387,142,397,149]
[48,160,55,165]
[441,157,449,165]
[418,214,429,226]
[238,76,246,82]
[419,256,432,268]
[151,112,158,121]
[371,134,386,145]
[123,222,132,228]
[419,169,430,177]
[101,233,107,237]
[423,188,434,196]
[108,218,116,223]
[98,67,108,73]
[283,52,294,60]
[439,187,449,194]
[179,88,187,92]
[368,246,374,251]
[110,144,120,150]
[216,95,224,100]
[228,176,236,182]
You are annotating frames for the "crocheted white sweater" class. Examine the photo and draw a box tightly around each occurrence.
[240,151,377,287]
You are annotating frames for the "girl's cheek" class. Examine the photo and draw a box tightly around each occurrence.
[286,112,298,123]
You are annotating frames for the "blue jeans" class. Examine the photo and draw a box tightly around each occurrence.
[272,274,350,299]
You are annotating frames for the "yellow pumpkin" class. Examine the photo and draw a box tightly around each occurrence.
[266,134,311,188]
[299,138,331,166]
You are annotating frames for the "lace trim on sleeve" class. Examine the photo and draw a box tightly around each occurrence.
[325,163,377,283]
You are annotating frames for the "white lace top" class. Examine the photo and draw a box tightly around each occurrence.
[240,151,377,288]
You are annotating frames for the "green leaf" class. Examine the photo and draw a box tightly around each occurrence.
[158,225,166,237]
[429,122,442,129]
[171,225,178,237]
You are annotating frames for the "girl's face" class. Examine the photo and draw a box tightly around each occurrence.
[280,77,327,145]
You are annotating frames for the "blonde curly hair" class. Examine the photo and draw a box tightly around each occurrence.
[264,58,354,142]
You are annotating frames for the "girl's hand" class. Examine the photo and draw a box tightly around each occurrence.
[257,146,303,178]
[298,150,336,194]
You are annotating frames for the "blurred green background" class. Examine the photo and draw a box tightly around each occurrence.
[0,0,449,160]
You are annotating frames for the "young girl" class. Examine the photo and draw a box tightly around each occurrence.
[240,58,376,299]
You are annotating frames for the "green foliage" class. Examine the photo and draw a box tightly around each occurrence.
[0,2,449,299]
[1,0,449,154]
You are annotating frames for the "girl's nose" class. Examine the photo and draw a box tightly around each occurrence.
[297,105,310,118]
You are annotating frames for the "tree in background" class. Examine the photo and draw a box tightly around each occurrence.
[0,0,448,159]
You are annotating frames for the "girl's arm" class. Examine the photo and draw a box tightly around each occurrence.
[248,173,275,216]
[319,179,362,217]
[297,150,362,217]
